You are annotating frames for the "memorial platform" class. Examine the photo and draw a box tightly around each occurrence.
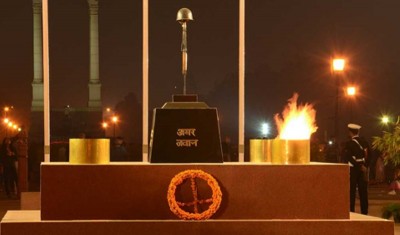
[41,162,348,220]
[0,162,394,234]
[0,211,393,235]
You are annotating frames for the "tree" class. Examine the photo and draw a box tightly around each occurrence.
[372,116,400,166]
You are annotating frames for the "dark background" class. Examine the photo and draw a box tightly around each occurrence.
[1,0,399,147]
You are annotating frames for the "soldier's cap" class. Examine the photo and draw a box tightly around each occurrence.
[348,123,362,130]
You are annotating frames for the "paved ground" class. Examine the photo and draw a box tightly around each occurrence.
[0,192,19,220]
[0,183,399,234]
[347,183,400,234]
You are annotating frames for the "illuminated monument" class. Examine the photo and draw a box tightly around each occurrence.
[30,0,103,144]
[149,8,223,163]
[87,0,102,109]
[31,0,43,111]
[0,2,394,235]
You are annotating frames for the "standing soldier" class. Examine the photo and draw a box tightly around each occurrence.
[344,123,369,215]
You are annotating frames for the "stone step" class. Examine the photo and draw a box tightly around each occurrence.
[0,211,394,235]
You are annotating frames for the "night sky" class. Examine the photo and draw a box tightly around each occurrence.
[1,0,399,143]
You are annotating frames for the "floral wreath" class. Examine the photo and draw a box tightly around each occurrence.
[167,169,222,220]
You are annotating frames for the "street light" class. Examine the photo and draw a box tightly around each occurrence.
[3,117,20,135]
[261,122,270,138]
[332,58,346,162]
[332,59,345,71]
[3,118,12,137]
[101,122,109,137]
[3,106,13,118]
[346,86,357,121]
[347,86,356,96]
[112,116,118,123]
[381,115,390,125]
[102,122,108,129]
[111,116,118,137]
[7,122,13,136]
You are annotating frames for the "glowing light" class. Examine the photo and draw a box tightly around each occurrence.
[13,125,18,130]
[106,108,111,112]
[274,93,318,140]
[18,128,21,132]
[102,122,108,128]
[347,86,356,96]
[261,122,270,137]
[112,116,118,123]
[3,118,9,124]
[8,122,13,127]
[381,115,390,124]
[332,59,345,71]
[4,107,9,112]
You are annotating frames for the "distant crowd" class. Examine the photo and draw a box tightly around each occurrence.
[0,131,28,199]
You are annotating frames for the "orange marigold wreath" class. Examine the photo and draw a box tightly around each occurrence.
[167,169,222,220]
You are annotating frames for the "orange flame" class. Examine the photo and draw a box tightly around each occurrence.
[274,93,317,140]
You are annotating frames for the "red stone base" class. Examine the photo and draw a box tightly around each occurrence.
[0,211,394,235]
[41,162,349,220]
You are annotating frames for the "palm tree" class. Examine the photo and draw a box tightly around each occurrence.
[372,116,400,166]
[373,116,400,222]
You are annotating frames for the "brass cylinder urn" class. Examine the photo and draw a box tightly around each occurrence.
[250,139,272,163]
[281,139,310,164]
[250,139,264,162]
[271,139,284,164]
[264,139,272,163]
[69,139,110,164]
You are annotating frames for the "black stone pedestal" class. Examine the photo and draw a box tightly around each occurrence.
[149,102,223,163]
